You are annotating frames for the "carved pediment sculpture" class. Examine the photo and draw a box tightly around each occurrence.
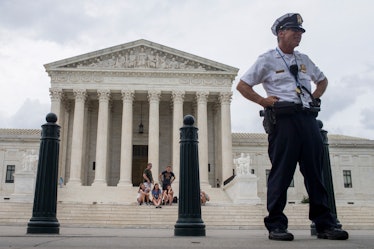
[60,45,223,72]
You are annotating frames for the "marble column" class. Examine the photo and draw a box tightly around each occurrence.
[49,88,63,124]
[68,89,87,186]
[148,90,161,178]
[118,90,135,187]
[93,89,111,186]
[219,92,233,183]
[59,101,70,186]
[213,102,222,187]
[49,88,65,182]
[171,91,185,187]
[196,91,209,186]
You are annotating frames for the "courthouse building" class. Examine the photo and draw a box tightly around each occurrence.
[1,39,374,205]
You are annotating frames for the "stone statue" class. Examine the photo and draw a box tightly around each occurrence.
[137,47,147,68]
[21,150,38,172]
[234,153,251,176]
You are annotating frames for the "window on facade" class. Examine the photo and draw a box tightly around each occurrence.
[343,170,352,188]
[265,169,270,186]
[5,165,15,183]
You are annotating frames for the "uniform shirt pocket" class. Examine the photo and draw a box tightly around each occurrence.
[267,71,296,96]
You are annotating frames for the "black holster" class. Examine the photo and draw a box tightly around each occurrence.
[261,108,276,134]
[260,102,298,134]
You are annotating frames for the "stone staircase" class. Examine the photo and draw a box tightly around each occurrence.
[0,201,373,230]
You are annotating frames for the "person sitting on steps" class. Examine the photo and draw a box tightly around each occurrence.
[200,189,210,206]
[137,183,149,205]
[162,184,174,205]
[152,183,162,208]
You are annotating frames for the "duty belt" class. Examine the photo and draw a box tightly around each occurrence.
[271,102,318,116]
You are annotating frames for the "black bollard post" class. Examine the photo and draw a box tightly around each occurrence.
[318,120,342,226]
[311,120,341,236]
[27,113,60,234]
[174,115,206,236]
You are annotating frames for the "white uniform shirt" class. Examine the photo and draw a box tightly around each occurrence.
[240,47,325,106]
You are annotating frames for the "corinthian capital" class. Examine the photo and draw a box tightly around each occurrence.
[196,91,209,104]
[49,88,64,101]
[219,92,232,104]
[171,90,185,104]
[121,89,135,101]
[97,89,111,101]
[147,90,161,103]
[73,89,87,102]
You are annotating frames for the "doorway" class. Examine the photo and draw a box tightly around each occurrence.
[132,145,148,186]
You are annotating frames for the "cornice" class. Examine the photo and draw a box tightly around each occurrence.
[231,132,374,149]
[48,69,236,80]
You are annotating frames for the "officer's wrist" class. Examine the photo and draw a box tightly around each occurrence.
[258,98,265,106]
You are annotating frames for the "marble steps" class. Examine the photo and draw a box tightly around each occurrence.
[0,202,373,230]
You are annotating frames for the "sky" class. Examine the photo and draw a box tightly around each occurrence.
[1,0,374,140]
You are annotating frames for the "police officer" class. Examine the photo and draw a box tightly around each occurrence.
[237,13,348,241]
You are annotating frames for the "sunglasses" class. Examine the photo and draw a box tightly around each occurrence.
[285,27,304,33]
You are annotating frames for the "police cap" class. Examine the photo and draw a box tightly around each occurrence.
[271,13,306,36]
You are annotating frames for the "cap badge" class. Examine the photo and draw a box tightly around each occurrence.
[297,14,303,25]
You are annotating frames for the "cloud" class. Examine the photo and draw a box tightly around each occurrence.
[0,0,98,43]
[0,0,374,140]
[361,108,374,130]
[6,99,50,129]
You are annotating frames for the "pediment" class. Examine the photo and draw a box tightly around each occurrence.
[45,39,238,74]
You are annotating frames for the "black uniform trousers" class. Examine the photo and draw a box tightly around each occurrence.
[264,111,336,233]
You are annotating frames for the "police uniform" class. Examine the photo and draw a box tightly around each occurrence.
[240,13,339,235]
[241,48,325,106]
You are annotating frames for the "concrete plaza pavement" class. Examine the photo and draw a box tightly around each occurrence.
[0,226,373,249]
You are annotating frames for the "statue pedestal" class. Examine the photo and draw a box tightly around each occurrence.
[224,174,261,204]
[11,171,36,202]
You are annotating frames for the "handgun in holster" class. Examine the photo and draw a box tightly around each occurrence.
[259,108,276,134]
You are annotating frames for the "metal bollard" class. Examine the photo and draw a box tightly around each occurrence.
[174,115,206,236]
[318,120,342,227]
[311,120,342,236]
[27,113,60,234]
